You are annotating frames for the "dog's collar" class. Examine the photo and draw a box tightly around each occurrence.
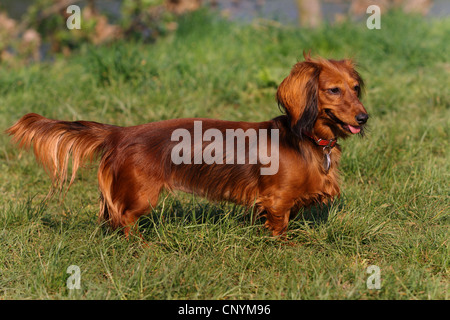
[302,131,337,174]
[302,131,337,149]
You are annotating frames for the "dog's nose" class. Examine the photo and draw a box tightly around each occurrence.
[355,113,369,125]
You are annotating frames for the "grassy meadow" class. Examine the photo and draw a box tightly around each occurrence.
[0,10,448,299]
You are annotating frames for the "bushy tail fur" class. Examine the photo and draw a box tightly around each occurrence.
[5,113,116,198]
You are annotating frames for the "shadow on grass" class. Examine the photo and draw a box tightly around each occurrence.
[22,192,344,243]
[136,194,345,238]
[137,197,254,231]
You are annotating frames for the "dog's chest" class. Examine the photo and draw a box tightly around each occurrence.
[294,149,341,206]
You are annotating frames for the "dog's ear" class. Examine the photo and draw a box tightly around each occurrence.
[276,60,321,138]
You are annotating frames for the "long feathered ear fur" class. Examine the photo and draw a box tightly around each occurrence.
[276,54,321,138]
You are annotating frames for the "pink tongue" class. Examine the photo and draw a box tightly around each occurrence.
[348,125,361,134]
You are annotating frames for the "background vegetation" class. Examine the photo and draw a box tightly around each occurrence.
[0,4,448,299]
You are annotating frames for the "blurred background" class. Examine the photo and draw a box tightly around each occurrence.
[0,0,449,64]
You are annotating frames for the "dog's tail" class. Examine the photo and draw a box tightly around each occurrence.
[5,113,117,198]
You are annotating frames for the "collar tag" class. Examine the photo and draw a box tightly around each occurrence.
[323,146,332,173]
[303,132,336,174]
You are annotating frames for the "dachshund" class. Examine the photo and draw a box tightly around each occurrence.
[6,53,368,237]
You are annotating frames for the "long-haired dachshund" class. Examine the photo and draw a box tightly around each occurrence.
[6,53,368,237]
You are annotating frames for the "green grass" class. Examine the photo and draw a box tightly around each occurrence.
[0,10,448,299]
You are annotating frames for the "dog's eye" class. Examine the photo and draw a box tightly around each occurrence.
[354,85,360,93]
[328,87,340,94]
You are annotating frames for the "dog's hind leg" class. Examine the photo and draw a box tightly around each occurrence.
[98,160,163,238]
[118,177,163,239]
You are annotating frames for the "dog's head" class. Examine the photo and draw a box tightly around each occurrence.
[277,52,368,140]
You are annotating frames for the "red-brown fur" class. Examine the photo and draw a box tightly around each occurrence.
[5,53,368,237]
